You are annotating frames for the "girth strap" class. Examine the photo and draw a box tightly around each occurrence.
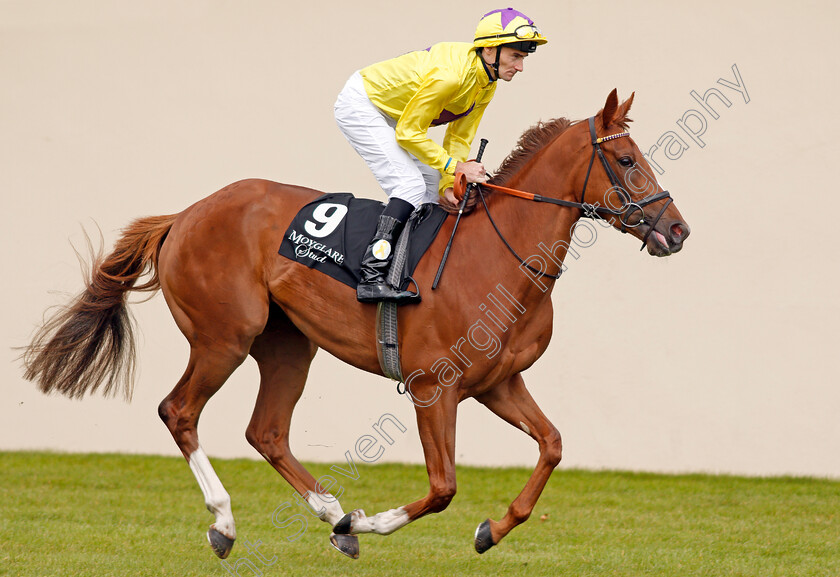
[376,301,404,384]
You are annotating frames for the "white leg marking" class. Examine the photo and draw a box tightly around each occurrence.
[349,507,409,535]
[306,492,346,526]
[519,421,531,436]
[189,447,236,539]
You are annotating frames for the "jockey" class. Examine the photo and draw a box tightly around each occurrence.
[335,8,547,303]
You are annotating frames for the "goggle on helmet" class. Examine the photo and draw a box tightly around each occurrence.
[473,7,548,53]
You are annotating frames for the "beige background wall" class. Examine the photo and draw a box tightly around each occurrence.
[3,1,839,478]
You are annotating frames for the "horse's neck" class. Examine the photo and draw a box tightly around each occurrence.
[482,151,582,299]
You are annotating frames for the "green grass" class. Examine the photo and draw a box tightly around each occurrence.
[1,452,838,576]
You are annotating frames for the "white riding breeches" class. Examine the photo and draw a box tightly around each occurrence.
[334,71,441,208]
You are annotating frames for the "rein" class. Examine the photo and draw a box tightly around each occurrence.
[475,116,674,278]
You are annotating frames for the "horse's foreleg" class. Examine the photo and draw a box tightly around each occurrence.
[473,373,562,553]
[333,389,458,537]
[246,309,359,559]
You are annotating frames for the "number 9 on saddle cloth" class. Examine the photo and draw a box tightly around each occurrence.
[278,193,448,293]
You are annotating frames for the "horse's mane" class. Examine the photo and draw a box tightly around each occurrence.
[491,117,577,185]
[490,113,633,186]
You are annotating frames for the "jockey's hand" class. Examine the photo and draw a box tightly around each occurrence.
[455,160,487,183]
[442,187,458,205]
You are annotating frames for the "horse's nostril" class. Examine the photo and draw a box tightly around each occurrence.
[670,223,686,241]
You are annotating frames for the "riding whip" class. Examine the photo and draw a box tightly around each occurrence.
[432,138,488,289]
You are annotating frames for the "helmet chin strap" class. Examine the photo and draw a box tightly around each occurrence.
[478,47,500,81]
[492,47,502,79]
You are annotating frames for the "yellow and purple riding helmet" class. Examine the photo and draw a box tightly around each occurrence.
[473,8,548,54]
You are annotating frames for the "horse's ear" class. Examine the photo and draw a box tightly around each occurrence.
[614,91,635,126]
[602,88,619,128]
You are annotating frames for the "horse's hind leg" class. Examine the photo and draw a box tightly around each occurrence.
[158,293,268,559]
[245,305,359,559]
[158,342,257,558]
[158,347,250,558]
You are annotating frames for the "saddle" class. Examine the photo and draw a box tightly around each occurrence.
[278,194,449,383]
[278,193,447,290]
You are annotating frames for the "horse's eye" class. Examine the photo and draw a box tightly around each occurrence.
[618,157,633,167]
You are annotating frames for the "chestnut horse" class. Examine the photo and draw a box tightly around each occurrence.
[22,90,690,559]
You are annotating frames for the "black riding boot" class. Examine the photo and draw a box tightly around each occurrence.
[357,211,420,304]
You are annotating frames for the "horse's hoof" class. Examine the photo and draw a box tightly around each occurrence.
[474,519,495,554]
[330,532,360,559]
[207,526,235,559]
[333,512,353,535]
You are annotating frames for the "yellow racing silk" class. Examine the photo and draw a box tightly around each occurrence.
[361,42,496,196]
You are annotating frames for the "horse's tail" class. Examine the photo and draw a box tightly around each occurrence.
[22,214,179,400]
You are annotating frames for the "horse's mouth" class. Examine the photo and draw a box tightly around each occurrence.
[644,222,690,257]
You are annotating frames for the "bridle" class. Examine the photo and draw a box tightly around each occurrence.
[579,117,673,245]
[474,116,674,279]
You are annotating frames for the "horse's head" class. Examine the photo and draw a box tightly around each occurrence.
[579,89,691,256]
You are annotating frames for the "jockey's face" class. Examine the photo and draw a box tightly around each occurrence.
[482,47,529,82]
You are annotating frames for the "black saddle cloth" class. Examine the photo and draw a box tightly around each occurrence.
[278,193,448,289]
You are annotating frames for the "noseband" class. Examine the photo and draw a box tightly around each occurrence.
[473,116,674,279]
